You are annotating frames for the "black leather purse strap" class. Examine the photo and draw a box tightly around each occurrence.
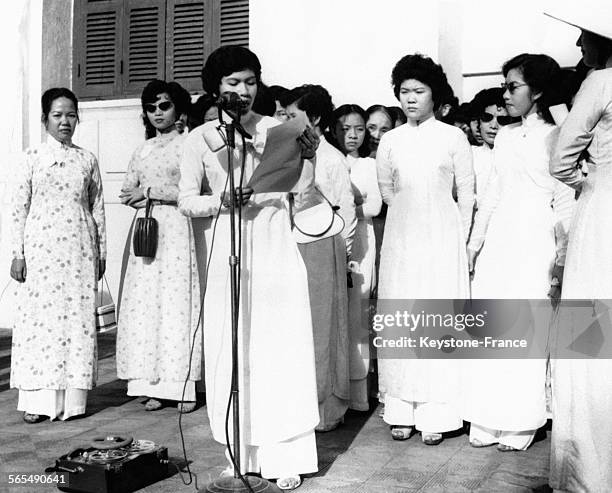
[289,187,341,238]
[144,187,154,218]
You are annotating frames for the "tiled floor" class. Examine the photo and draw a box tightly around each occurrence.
[0,333,552,493]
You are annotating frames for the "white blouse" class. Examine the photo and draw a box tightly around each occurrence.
[472,145,494,209]
[377,117,474,239]
[346,155,382,220]
[469,113,574,266]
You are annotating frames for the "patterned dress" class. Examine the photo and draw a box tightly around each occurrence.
[10,135,106,393]
[116,130,200,400]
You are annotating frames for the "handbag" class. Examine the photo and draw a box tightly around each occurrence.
[289,188,345,244]
[133,188,158,258]
[95,276,116,333]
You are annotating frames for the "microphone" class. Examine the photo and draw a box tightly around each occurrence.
[217,92,243,116]
[216,92,252,141]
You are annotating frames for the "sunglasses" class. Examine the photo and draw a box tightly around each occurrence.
[144,101,173,113]
[480,112,514,126]
[501,82,528,94]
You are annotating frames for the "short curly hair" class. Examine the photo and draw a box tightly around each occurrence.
[140,79,191,139]
[283,84,335,132]
[201,46,262,96]
[391,54,449,111]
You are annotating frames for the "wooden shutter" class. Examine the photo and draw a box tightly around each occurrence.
[122,0,166,95]
[166,0,213,92]
[73,0,122,99]
[219,0,249,47]
[73,0,250,100]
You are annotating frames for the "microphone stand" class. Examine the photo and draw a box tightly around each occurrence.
[203,112,273,493]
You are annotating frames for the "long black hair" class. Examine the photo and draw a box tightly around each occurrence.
[328,104,371,158]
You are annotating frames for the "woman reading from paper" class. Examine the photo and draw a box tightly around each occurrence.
[178,46,319,490]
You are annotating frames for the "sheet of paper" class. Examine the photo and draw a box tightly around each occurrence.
[247,113,311,193]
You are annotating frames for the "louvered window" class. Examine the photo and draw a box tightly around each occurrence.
[73,0,249,99]
[166,0,209,90]
[220,0,249,46]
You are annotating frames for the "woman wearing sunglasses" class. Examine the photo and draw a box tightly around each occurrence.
[470,88,509,208]
[546,3,612,491]
[116,79,202,414]
[464,54,575,451]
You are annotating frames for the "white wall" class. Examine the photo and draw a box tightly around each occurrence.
[461,0,582,101]
[250,0,442,108]
[0,0,42,328]
[74,100,150,304]
[251,0,583,106]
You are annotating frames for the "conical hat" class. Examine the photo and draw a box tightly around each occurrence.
[544,1,612,40]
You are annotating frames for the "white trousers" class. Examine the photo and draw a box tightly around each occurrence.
[18,388,87,421]
[383,395,462,433]
[469,423,535,450]
[226,430,318,479]
[127,379,196,401]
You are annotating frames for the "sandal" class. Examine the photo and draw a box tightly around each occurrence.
[22,412,45,424]
[390,425,412,441]
[422,433,443,446]
[177,401,196,414]
[497,443,518,452]
[470,438,495,448]
[277,475,301,490]
[144,398,163,411]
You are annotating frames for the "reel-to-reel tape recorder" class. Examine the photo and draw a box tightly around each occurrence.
[47,435,169,493]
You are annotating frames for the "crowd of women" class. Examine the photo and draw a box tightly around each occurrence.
[7,4,612,491]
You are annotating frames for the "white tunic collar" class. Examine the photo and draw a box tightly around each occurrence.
[46,133,74,148]
[521,112,545,129]
[43,133,74,167]
[406,114,436,130]
[517,112,548,137]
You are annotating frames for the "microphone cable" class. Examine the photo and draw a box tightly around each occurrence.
[173,128,233,491]
[222,129,256,493]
